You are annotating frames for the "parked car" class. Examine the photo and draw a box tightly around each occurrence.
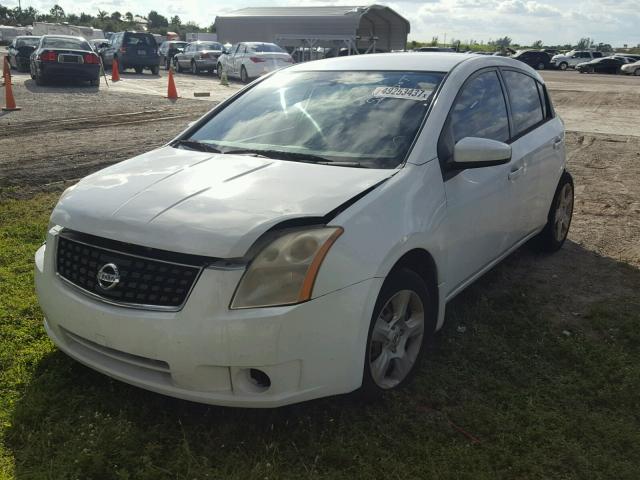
[621,60,640,75]
[158,40,188,70]
[35,53,572,407]
[29,35,101,86]
[576,56,631,74]
[89,38,110,53]
[173,41,224,74]
[217,42,293,83]
[101,31,160,75]
[7,36,41,72]
[550,50,603,70]
[512,50,551,70]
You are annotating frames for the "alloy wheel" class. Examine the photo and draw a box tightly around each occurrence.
[369,289,425,389]
[554,183,573,242]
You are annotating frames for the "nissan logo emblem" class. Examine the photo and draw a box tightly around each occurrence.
[96,263,120,290]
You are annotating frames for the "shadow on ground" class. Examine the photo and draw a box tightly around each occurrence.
[6,241,640,479]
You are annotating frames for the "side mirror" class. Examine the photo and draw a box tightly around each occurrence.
[450,137,511,169]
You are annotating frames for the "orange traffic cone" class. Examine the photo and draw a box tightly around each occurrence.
[2,58,21,112]
[111,58,120,82]
[165,67,179,100]
[2,56,12,87]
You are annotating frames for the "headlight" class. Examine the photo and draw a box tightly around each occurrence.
[230,227,343,309]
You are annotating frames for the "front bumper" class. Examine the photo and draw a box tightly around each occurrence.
[35,233,381,408]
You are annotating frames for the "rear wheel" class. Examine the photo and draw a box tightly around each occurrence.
[134,66,143,74]
[361,268,435,398]
[90,78,99,87]
[174,58,182,73]
[559,62,568,71]
[240,65,249,83]
[151,65,159,75]
[532,171,574,253]
[216,63,222,78]
[537,62,545,70]
[191,61,198,74]
[35,71,45,86]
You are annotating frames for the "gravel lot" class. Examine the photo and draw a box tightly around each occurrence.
[1,58,639,319]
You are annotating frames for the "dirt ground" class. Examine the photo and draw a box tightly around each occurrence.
[1,59,639,322]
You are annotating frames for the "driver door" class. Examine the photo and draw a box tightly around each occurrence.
[439,69,519,293]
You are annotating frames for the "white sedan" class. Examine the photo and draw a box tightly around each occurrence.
[216,42,293,83]
[35,53,572,407]
[621,60,640,75]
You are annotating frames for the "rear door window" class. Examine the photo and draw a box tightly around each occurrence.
[502,70,544,136]
[125,34,154,46]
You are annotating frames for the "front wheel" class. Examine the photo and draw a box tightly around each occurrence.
[174,59,182,73]
[361,268,434,398]
[537,62,545,70]
[559,62,568,71]
[532,171,574,252]
[634,68,640,76]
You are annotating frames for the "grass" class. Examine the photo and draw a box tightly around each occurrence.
[1,192,639,479]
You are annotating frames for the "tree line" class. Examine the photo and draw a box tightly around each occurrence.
[0,3,214,36]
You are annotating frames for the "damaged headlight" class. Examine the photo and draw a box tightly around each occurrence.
[230,227,343,309]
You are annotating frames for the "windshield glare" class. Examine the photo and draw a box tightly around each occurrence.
[17,37,40,47]
[187,70,445,169]
[251,43,286,53]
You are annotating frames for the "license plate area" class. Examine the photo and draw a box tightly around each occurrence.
[137,50,147,55]
[59,54,82,64]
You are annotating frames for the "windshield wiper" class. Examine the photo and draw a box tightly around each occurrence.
[174,139,223,153]
[223,148,359,165]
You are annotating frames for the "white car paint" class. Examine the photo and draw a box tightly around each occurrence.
[217,42,293,81]
[621,60,640,75]
[35,53,568,407]
[550,50,602,70]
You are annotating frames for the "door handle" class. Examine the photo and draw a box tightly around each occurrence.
[552,136,563,150]
[508,165,524,181]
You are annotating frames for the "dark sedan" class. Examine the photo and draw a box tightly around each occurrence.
[30,35,101,86]
[576,56,630,74]
[512,50,551,70]
[159,40,188,70]
[7,36,41,72]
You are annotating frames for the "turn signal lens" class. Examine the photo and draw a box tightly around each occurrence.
[230,227,343,309]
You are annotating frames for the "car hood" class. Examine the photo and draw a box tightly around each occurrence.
[51,146,395,258]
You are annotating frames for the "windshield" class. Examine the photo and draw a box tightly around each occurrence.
[250,43,286,53]
[125,34,155,46]
[17,37,40,47]
[42,37,91,51]
[185,70,445,169]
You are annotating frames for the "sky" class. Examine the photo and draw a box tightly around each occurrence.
[4,0,640,46]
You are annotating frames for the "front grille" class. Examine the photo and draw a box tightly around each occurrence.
[56,231,205,310]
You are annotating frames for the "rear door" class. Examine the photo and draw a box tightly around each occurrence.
[439,69,517,291]
[500,69,563,237]
[233,44,247,75]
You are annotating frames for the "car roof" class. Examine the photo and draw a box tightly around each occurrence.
[287,52,479,73]
[41,35,87,41]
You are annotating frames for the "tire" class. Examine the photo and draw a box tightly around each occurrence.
[559,62,568,71]
[240,65,249,83]
[35,71,45,86]
[634,68,640,76]
[175,58,182,73]
[191,61,198,75]
[90,78,99,87]
[134,66,143,74]
[117,58,125,73]
[537,62,545,70]
[151,65,159,75]
[216,63,222,78]
[360,268,435,398]
[531,171,574,253]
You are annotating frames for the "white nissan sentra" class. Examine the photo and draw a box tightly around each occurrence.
[35,53,573,407]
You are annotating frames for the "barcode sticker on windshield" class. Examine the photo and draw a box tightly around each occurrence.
[372,87,431,101]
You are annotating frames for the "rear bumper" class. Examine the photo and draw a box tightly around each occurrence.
[35,233,381,408]
[41,63,100,80]
[121,56,160,68]
[195,59,217,70]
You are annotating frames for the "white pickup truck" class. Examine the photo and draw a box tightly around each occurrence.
[551,50,603,70]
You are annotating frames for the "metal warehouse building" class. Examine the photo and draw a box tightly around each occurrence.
[214,5,410,55]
